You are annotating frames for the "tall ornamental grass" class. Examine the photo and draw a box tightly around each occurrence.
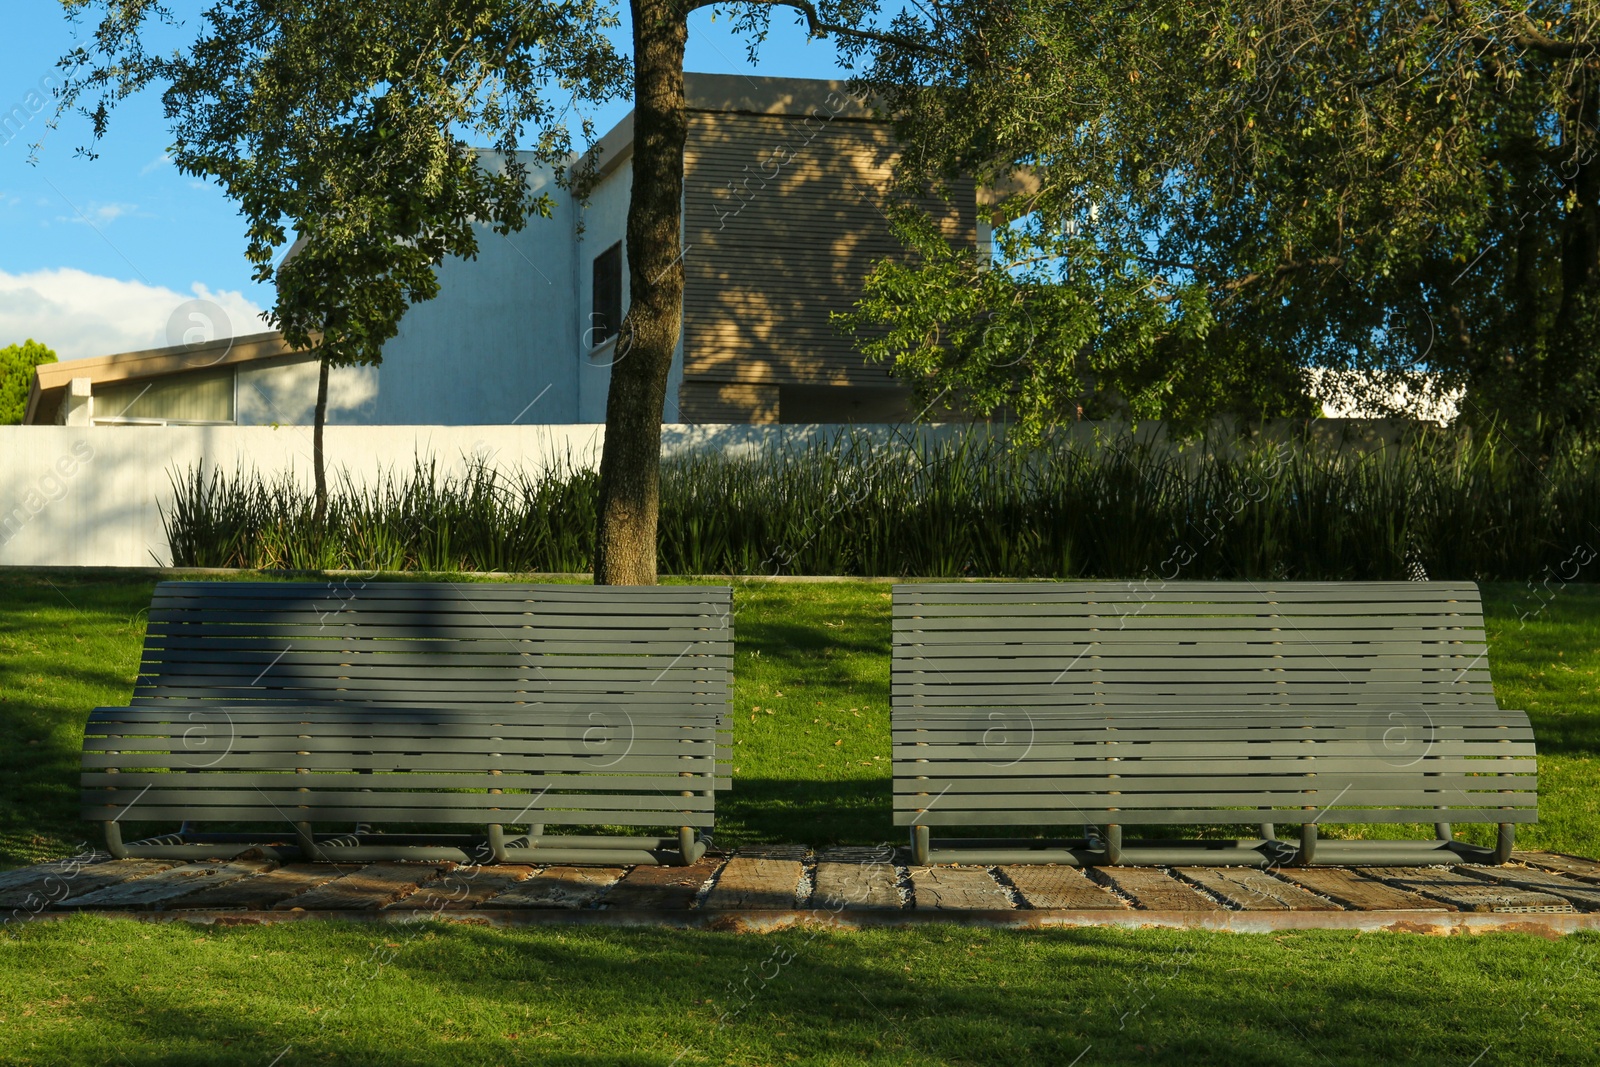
[161,430,1600,579]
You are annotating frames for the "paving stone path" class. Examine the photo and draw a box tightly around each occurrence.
[7,849,1600,932]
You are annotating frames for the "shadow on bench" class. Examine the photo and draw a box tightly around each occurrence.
[82,581,732,866]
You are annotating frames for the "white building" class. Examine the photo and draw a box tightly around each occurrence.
[26,73,975,428]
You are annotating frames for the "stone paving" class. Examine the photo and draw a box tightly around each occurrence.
[6,847,1600,934]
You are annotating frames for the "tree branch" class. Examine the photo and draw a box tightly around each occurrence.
[1511,15,1590,59]
[689,0,948,55]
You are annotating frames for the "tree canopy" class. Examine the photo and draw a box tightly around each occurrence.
[60,0,629,367]
[0,340,58,425]
[846,0,1600,445]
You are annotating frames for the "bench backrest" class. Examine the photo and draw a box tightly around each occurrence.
[894,581,1498,712]
[891,581,1534,828]
[132,581,732,714]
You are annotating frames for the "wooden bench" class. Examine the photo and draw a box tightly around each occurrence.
[82,581,732,866]
[893,581,1536,867]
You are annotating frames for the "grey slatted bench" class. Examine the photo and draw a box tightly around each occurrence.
[893,581,1536,867]
[82,581,732,866]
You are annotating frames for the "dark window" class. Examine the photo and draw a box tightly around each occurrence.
[591,242,623,346]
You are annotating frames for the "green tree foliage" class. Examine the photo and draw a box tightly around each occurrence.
[58,0,629,517]
[0,340,58,425]
[846,1,1600,445]
[60,0,628,368]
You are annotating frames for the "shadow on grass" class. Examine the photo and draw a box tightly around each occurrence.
[715,776,893,849]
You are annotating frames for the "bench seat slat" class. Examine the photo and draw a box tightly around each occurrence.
[897,581,1482,600]
[891,791,1536,811]
[892,808,1539,826]
[903,688,1500,704]
[902,620,1497,639]
[891,757,1537,777]
[82,777,720,793]
[151,583,728,601]
[84,786,714,807]
[893,771,1537,790]
[128,681,726,700]
[84,756,723,775]
[84,806,714,827]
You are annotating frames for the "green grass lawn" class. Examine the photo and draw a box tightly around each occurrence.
[0,570,1595,1064]
[0,919,1595,1066]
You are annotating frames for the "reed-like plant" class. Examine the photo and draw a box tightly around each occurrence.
[161,428,1600,580]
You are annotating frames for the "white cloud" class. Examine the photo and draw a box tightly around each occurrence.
[58,201,141,226]
[139,152,172,176]
[0,267,274,360]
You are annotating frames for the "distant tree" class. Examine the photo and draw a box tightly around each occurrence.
[0,340,58,425]
[846,0,1600,448]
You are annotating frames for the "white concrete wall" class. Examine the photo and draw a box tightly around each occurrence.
[0,424,599,567]
[0,423,971,568]
[0,419,1420,569]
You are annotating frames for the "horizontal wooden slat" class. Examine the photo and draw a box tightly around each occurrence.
[896,581,1481,599]
[84,806,713,827]
[83,771,718,791]
[894,642,1489,663]
[893,808,1538,826]
[896,738,1533,758]
[83,787,714,809]
[83,755,724,775]
[892,772,1536,792]
[151,582,730,602]
[134,651,732,671]
[891,788,1536,810]
[134,682,730,699]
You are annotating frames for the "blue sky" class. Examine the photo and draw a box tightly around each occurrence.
[0,0,854,360]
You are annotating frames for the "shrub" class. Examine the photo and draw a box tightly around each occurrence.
[161,428,1600,580]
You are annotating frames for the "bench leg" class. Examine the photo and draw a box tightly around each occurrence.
[1298,823,1318,865]
[1105,825,1123,866]
[487,824,509,864]
[911,825,931,866]
[1493,823,1515,865]
[1434,822,1453,842]
[103,820,128,860]
[295,822,324,862]
[677,827,706,866]
[1259,823,1275,842]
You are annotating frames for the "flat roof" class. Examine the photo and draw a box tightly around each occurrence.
[25,331,305,425]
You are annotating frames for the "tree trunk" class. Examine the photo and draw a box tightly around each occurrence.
[592,0,689,585]
[313,349,330,527]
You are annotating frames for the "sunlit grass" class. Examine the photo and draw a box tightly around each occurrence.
[0,918,1593,1065]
